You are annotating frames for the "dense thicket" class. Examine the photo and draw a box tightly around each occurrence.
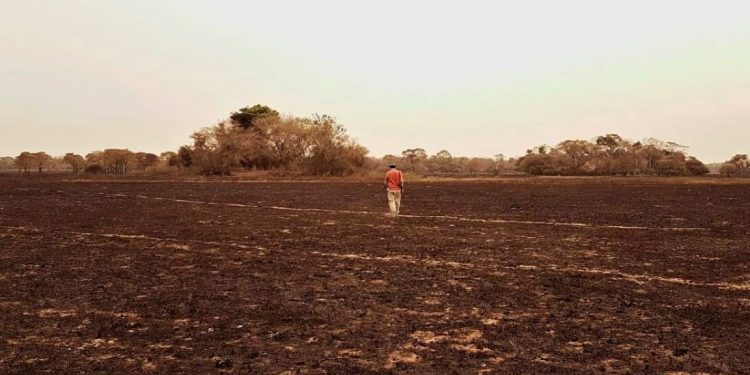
[719,154,749,177]
[0,156,14,170]
[514,134,709,176]
[12,152,53,174]
[176,106,368,176]
[373,149,516,175]
[82,149,159,174]
[8,150,161,175]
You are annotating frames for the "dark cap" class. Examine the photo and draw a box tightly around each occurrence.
[388,163,397,168]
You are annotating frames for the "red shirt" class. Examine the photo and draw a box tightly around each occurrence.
[384,169,404,191]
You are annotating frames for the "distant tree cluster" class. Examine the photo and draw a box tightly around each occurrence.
[13,152,53,174]
[82,149,159,174]
[4,110,745,180]
[62,153,86,173]
[719,154,749,177]
[376,149,516,175]
[176,105,368,176]
[515,134,709,176]
[0,156,15,169]
[11,149,161,175]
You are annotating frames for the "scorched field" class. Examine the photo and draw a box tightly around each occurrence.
[0,175,749,374]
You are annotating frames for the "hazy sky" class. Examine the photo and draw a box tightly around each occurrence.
[1,0,749,161]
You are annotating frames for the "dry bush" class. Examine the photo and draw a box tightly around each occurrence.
[175,107,368,176]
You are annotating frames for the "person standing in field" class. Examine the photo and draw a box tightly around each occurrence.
[384,163,404,217]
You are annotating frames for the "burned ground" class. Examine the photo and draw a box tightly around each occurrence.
[0,176,749,374]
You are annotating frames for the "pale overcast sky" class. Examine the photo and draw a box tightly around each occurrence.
[1,0,749,161]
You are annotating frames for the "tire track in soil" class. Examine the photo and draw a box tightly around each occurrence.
[98,193,709,233]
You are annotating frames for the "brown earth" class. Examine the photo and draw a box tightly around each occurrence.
[0,175,749,374]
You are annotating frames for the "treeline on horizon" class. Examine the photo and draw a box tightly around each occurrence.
[2,104,749,178]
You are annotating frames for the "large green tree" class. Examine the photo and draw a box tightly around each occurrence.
[229,104,280,130]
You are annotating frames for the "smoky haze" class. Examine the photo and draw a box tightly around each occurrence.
[1,0,749,162]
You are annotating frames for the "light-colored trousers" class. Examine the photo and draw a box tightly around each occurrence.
[387,190,402,216]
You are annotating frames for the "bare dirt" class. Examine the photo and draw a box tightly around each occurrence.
[0,175,749,374]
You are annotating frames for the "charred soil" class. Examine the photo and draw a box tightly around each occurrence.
[0,176,749,374]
